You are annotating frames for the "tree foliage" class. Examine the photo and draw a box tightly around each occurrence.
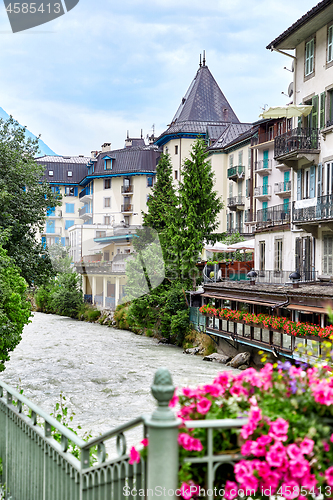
[0,233,31,372]
[0,117,60,285]
[35,272,83,318]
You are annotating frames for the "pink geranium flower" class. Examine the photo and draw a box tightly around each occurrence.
[325,466,333,487]
[169,389,179,408]
[141,438,149,447]
[129,446,140,464]
[182,387,199,399]
[286,444,303,460]
[269,417,289,441]
[224,481,238,500]
[289,458,310,478]
[196,397,212,414]
[323,441,330,452]
[180,483,193,500]
[300,437,314,455]
[266,441,286,467]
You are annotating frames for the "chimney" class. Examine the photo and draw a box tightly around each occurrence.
[101,142,111,152]
[91,150,99,158]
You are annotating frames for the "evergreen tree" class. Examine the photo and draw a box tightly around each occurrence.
[179,138,223,288]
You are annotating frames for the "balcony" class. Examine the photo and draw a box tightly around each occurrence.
[227,196,245,211]
[293,195,333,224]
[244,210,255,223]
[274,127,320,161]
[274,181,291,197]
[227,165,245,181]
[255,159,272,175]
[79,186,93,203]
[256,203,290,229]
[227,226,245,234]
[254,269,316,284]
[254,185,271,200]
[121,204,133,213]
[79,205,93,220]
[121,185,133,194]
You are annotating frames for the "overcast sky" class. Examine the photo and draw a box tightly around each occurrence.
[0,0,319,155]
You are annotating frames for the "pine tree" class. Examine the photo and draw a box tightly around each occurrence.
[179,138,223,288]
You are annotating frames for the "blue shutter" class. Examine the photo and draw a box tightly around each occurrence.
[41,236,46,248]
[310,165,316,198]
[47,207,55,216]
[61,237,66,246]
[65,220,74,230]
[46,221,55,233]
[263,175,268,195]
[66,203,75,214]
[297,170,302,200]
[74,187,78,197]
[263,150,269,169]
[317,163,322,197]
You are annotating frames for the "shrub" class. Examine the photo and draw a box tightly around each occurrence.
[50,272,83,318]
[114,303,130,330]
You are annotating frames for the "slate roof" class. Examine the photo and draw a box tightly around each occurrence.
[37,155,90,184]
[267,0,333,49]
[156,64,240,144]
[89,145,161,177]
[208,123,252,151]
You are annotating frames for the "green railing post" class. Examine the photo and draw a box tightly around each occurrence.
[143,368,181,498]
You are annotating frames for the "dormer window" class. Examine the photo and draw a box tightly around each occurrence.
[104,156,114,170]
[67,171,73,177]
[49,170,54,176]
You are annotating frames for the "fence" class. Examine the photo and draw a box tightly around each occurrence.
[0,368,249,499]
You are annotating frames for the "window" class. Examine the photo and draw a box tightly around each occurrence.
[47,207,55,217]
[328,25,333,63]
[65,186,75,196]
[175,145,178,155]
[320,92,326,128]
[327,89,333,126]
[287,118,292,131]
[46,220,54,233]
[238,151,243,166]
[51,186,60,194]
[305,38,314,76]
[259,241,265,271]
[124,216,130,225]
[96,231,106,238]
[65,220,74,230]
[229,154,234,168]
[104,197,111,208]
[104,252,110,261]
[147,176,153,187]
[65,203,75,214]
[268,126,274,140]
[104,216,110,225]
[67,171,73,177]
[104,158,112,170]
[323,235,333,274]
[49,170,54,176]
[175,170,178,180]
[104,178,111,189]
[275,239,283,272]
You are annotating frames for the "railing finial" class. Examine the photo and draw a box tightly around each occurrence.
[151,367,176,421]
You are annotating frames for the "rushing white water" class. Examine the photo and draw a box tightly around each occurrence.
[2,312,237,447]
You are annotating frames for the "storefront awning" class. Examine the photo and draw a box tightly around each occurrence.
[201,293,278,308]
[287,304,328,314]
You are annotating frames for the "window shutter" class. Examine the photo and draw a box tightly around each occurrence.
[74,187,78,197]
[246,179,250,197]
[297,170,302,200]
[317,163,322,197]
[320,92,326,129]
[298,116,302,129]
[310,165,316,198]
[312,95,319,129]
[295,238,301,272]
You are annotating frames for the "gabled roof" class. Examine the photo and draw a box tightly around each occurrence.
[156,63,240,146]
[267,0,333,50]
[208,123,252,151]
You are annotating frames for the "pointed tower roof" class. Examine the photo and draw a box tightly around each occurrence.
[171,65,240,125]
[156,60,240,146]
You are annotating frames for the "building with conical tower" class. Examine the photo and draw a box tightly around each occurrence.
[155,53,253,234]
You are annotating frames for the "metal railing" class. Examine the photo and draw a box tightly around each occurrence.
[254,185,271,197]
[256,203,290,229]
[293,194,333,222]
[0,380,146,500]
[121,185,133,194]
[121,204,133,213]
[255,159,272,171]
[245,210,255,223]
[227,196,245,208]
[0,369,250,498]
[274,181,291,194]
[79,187,92,199]
[189,307,206,332]
[227,226,245,234]
[227,166,245,179]
[274,127,319,158]
[254,269,317,283]
[79,206,92,218]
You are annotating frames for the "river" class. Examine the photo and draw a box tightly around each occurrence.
[1,312,237,449]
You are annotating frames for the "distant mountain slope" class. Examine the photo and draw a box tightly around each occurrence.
[0,107,57,157]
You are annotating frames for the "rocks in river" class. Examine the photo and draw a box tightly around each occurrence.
[184,347,201,355]
[227,352,251,368]
[158,338,170,344]
[238,364,249,371]
[203,353,231,364]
